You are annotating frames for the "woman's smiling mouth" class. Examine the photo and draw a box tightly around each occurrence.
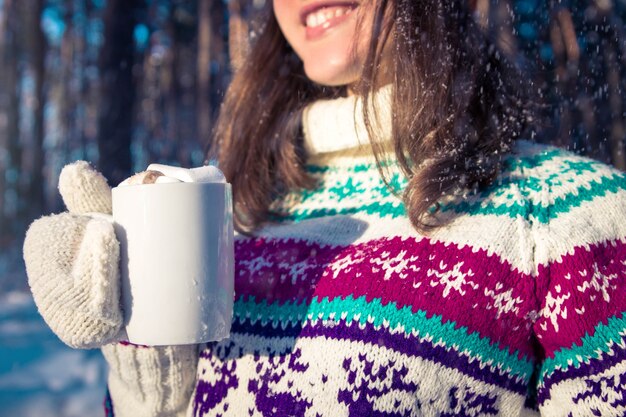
[300,2,359,40]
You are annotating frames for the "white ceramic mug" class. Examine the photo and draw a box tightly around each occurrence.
[111,182,234,346]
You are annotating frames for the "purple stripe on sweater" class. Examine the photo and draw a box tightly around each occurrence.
[537,341,626,406]
[225,316,528,394]
[234,236,538,358]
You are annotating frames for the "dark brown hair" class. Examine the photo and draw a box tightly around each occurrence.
[210,1,535,234]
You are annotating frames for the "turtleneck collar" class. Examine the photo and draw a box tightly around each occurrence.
[301,84,393,155]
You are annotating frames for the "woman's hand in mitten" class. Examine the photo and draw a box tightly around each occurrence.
[23,161,122,349]
[101,342,199,417]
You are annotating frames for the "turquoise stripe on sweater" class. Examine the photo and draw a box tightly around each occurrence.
[234,295,534,380]
[539,312,626,385]
[280,146,626,224]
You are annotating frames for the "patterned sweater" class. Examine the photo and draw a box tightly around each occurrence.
[107,92,626,416]
[186,139,626,417]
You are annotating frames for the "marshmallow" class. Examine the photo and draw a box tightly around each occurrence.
[120,170,164,186]
[119,164,226,187]
[147,164,226,183]
[154,176,182,184]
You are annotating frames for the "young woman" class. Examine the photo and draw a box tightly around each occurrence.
[24,1,626,416]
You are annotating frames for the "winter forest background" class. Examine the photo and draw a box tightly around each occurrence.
[0,0,625,416]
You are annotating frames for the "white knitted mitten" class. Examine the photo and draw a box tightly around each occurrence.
[24,161,199,417]
[101,343,198,417]
[24,161,121,348]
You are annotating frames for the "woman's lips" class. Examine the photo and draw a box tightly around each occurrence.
[300,2,358,41]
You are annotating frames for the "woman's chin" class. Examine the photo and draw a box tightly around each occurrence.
[302,61,360,88]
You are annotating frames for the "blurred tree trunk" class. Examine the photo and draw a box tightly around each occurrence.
[490,0,519,59]
[197,0,229,153]
[469,0,519,58]
[97,0,144,186]
[0,2,7,236]
[142,35,159,165]
[167,8,181,165]
[60,1,76,165]
[197,0,213,150]
[24,0,46,219]
[76,0,89,159]
[0,0,21,237]
[0,0,12,237]
[549,6,581,149]
[172,6,197,168]
[141,0,162,166]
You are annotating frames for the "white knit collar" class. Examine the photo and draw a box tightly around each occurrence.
[301,84,393,155]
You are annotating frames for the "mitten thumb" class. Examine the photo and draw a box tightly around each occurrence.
[59,161,112,215]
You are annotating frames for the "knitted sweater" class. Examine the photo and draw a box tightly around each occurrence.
[108,93,626,417]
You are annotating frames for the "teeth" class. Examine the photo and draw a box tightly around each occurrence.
[305,6,352,28]
[306,13,318,27]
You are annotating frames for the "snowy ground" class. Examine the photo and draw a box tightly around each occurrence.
[0,250,108,417]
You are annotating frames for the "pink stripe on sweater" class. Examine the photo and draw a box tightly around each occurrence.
[234,236,538,359]
[533,238,626,359]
